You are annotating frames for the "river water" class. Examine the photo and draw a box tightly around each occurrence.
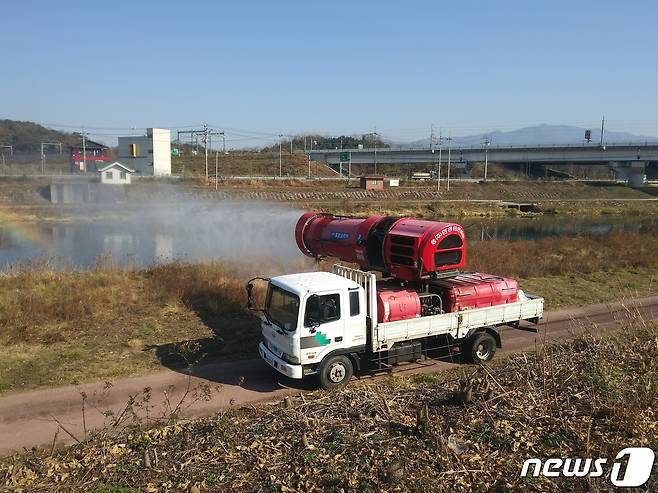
[460,215,655,242]
[0,208,654,270]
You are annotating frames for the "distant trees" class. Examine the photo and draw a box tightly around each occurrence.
[262,134,390,153]
[0,120,80,153]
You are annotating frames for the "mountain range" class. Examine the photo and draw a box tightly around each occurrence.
[403,124,657,148]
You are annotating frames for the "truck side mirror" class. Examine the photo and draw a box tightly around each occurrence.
[245,277,270,312]
[246,282,255,310]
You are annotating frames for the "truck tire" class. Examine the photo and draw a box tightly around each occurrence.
[462,332,497,363]
[319,355,353,389]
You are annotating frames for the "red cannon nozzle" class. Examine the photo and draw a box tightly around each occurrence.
[295,212,466,281]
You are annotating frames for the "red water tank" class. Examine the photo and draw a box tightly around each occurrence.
[295,212,466,281]
[376,288,421,323]
[429,273,518,312]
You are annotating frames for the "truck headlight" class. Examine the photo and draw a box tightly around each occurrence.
[281,352,300,365]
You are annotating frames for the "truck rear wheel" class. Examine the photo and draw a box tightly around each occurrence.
[319,355,353,389]
[462,332,497,363]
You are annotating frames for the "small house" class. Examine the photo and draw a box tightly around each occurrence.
[359,175,384,191]
[99,162,134,185]
[69,139,112,172]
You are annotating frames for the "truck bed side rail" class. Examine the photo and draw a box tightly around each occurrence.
[373,296,544,351]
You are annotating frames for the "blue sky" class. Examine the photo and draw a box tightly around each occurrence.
[2,0,658,146]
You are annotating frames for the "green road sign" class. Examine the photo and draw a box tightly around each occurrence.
[339,151,349,163]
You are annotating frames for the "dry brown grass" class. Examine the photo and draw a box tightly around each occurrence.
[0,262,261,391]
[0,262,244,346]
[468,231,658,278]
[3,318,656,492]
[0,255,319,392]
[172,151,336,178]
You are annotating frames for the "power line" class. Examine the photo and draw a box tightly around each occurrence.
[177,125,225,180]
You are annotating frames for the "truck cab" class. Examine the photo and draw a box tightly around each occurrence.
[258,272,366,386]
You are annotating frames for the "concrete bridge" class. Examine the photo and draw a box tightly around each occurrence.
[308,142,658,186]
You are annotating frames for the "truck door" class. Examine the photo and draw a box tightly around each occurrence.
[300,291,345,361]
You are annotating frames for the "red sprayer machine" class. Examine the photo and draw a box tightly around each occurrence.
[295,212,467,281]
[248,212,543,389]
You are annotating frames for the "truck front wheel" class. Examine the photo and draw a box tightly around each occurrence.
[319,355,353,389]
[462,332,497,363]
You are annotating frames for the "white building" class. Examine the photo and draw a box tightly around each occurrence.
[99,162,135,185]
[117,128,172,176]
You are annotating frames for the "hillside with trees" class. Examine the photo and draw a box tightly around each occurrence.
[0,120,80,153]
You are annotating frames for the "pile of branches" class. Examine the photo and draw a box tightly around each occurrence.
[2,318,658,492]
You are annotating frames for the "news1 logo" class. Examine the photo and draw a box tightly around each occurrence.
[520,447,655,487]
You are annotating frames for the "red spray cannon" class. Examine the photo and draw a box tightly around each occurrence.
[295,212,466,281]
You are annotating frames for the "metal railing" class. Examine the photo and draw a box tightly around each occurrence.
[308,141,658,153]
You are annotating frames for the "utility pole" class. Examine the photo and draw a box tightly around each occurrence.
[215,151,219,190]
[348,151,352,184]
[40,142,61,174]
[374,129,378,175]
[203,124,209,180]
[339,136,344,177]
[278,134,283,177]
[178,126,223,180]
[600,115,605,147]
[308,139,317,178]
[82,130,87,172]
[437,130,443,192]
[483,136,491,182]
[446,136,453,191]
[430,125,436,186]
[367,130,379,175]
[307,139,312,178]
[213,132,227,188]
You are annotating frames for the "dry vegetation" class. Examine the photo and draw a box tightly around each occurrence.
[0,228,656,393]
[213,179,654,201]
[171,151,336,178]
[0,262,259,392]
[321,197,658,219]
[2,317,657,492]
[468,230,658,278]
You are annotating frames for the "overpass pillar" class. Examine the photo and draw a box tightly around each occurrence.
[611,161,647,187]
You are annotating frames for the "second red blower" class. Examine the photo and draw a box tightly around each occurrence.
[295,212,466,281]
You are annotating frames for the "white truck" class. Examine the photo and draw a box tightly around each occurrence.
[251,265,544,389]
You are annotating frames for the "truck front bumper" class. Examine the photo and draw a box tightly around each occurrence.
[259,342,303,379]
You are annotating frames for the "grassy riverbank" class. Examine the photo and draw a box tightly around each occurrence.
[0,229,656,393]
[320,197,658,219]
[3,318,656,492]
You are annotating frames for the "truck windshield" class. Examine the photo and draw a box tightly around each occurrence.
[265,285,300,331]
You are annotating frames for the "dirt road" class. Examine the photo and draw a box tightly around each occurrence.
[1,296,657,456]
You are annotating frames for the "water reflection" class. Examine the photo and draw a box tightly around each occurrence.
[0,212,654,270]
[0,202,304,270]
